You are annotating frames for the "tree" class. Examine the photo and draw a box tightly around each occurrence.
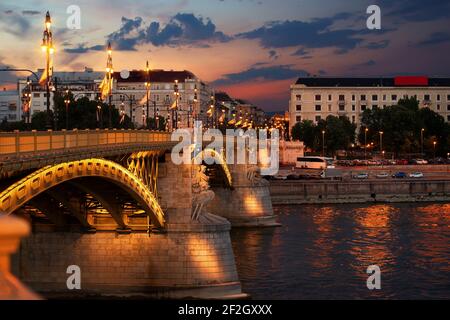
[292,120,316,149]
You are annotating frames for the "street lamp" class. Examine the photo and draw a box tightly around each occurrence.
[322,130,326,157]
[64,89,70,130]
[421,128,425,156]
[379,131,384,157]
[145,60,151,129]
[105,42,114,129]
[173,80,179,130]
[433,141,437,159]
[41,11,54,129]
[364,127,369,160]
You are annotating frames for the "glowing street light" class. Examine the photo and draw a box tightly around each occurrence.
[41,11,55,129]
[421,128,425,155]
[145,60,151,129]
[322,130,326,157]
[364,127,369,160]
[433,141,437,158]
[64,89,71,130]
[379,131,384,157]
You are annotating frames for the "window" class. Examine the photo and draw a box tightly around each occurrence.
[447,94,450,101]
[339,95,345,101]
[296,105,302,111]
[339,105,345,111]
[361,105,367,111]
[328,94,332,101]
[372,105,378,109]
[315,105,321,111]
[352,105,356,112]
[315,94,321,101]
[352,95,356,101]
[424,94,430,101]
[372,95,378,101]
[315,115,321,122]
[392,94,397,101]
[361,95,366,101]
[447,115,450,122]
[437,94,441,101]
[447,105,450,111]
[383,95,386,101]
[328,105,332,112]
[296,95,302,101]
[296,116,302,122]
[352,115,356,123]
[437,105,441,111]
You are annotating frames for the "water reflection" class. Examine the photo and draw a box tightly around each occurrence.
[231,203,450,299]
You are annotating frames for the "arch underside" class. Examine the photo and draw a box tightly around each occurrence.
[193,149,233,188]
[0,158,165,231]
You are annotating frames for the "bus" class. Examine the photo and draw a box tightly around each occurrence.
[296,157,335,170]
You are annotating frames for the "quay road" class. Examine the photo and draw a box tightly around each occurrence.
[278,164,450,181]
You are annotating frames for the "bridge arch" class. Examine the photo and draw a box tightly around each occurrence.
[193,148,233,188]
[0,158,165,228]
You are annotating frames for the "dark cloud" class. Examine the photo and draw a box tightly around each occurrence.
[415,32,450,46]
[237,12,366,51]
[363,40,390,50]
[66,13,231,52]
[292,48,310,56]
[212,65,308,86]
[269,50,279,60]
[378,0,450,22]
[22,10,41,16]
[0,11,31,37]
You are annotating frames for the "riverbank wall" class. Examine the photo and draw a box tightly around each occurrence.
[270,179,450,204]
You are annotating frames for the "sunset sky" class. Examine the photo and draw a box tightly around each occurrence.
[0,0,449,111]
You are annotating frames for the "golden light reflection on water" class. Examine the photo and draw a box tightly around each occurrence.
[310,207,336,272]
[351,205,397,280]
[416,204,450,227]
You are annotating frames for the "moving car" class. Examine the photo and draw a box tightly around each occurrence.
[296,157,334,170]
[409,172,424,178]
[354,173,369,180]
[416,159,428,165]
[376,172,389,179]
[393,172,407,179]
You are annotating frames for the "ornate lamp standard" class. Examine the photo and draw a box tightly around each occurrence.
[145,61,151,129]
[21,77,32,124]
[421,128,425,156]
[379,131,384,158]
[364,127,369,160]
[173,80,179,130]
[322,130,326,157]
[41,11,54,129]
[64,89,70,130]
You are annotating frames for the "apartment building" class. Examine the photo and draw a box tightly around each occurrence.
[0,89,20,122]
[289,76,450,129]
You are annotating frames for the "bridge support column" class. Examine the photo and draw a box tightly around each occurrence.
[11,155,246,299]
[208,164,280,227]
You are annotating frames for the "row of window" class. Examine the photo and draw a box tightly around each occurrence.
[295,104,450,112]
[296,94,450,102]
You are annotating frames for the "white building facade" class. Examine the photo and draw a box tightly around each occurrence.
[290,77,450,130]
[0,90,20,122]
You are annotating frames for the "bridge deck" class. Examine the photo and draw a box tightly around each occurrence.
[0,130,175,174]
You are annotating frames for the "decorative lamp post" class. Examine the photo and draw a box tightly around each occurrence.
[64,89,70,130]
[421,128,425,156]
[145,60,151,129]
[322,130,326,157]
[379,131,384,157]
[41,11,54,129]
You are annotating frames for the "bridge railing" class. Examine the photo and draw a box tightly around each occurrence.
[0,129,173,158]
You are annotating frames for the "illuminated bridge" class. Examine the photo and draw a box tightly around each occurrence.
[0,129,276,299]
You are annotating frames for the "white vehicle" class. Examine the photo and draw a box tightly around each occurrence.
[376,172,389,179]
[416,159,428,165]
[296,157,334,170]
[409,172,424,178]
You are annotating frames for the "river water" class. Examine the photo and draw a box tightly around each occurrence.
[230,203,450,299]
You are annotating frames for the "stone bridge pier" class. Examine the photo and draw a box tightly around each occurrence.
[11,154,245,299]
[207,163,279,227]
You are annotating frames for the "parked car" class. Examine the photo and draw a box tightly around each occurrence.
[416,159,428,165]
[409,172,424,178]
[376,172,389,179]
[354,173,369,180]
[396,159,409,165]
[286,174,300,180]
[393,172,407,179]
